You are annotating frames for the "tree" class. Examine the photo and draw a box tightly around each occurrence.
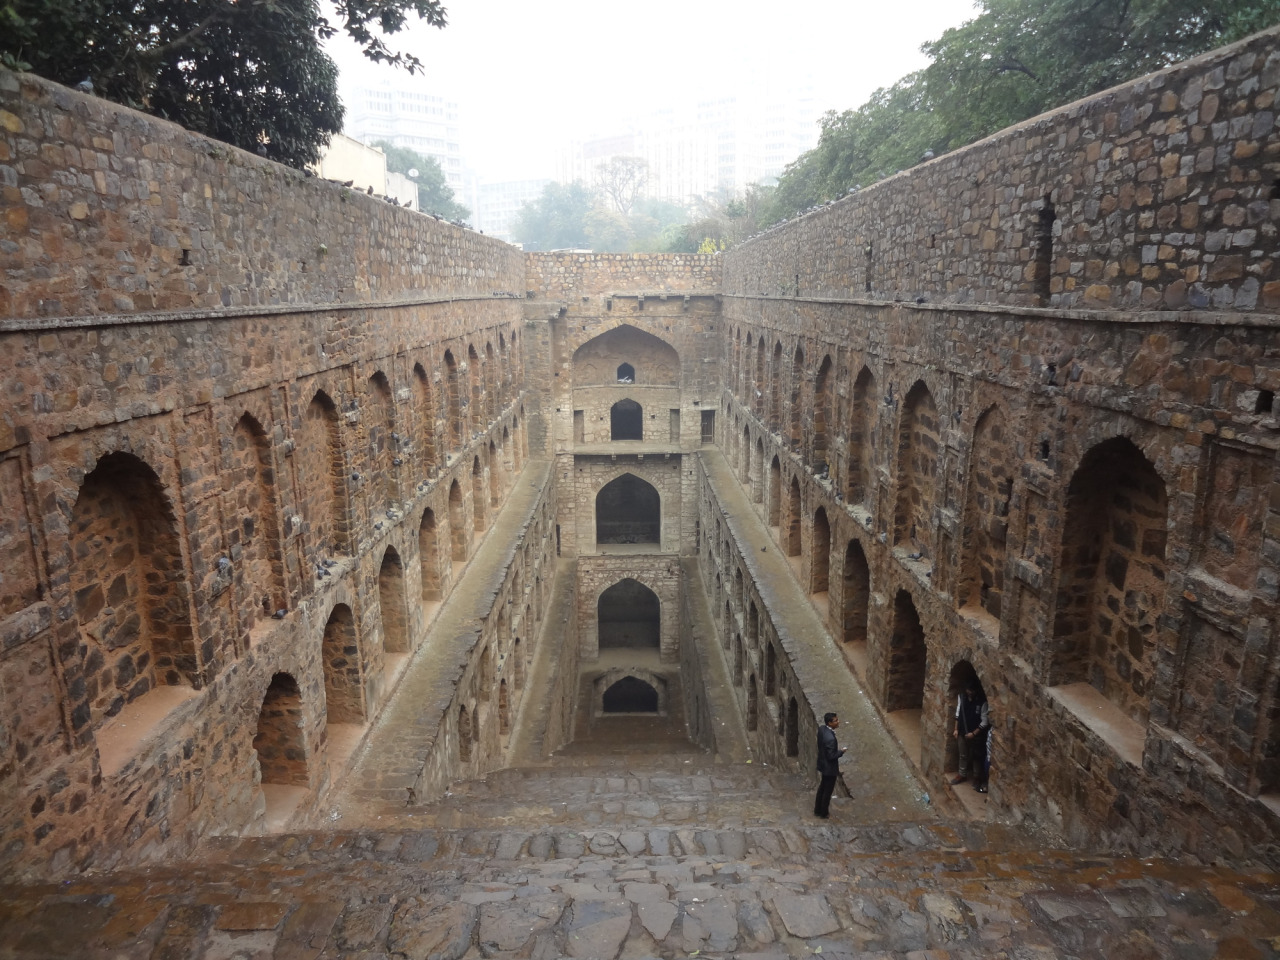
[372,140,469,219]
[514,181,596,251]
[0,0,447,168]
[595,157,649,216]
[764,0,1280,223]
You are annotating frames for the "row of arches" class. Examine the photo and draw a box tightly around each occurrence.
[61,390,524,770]
[724,423,1171,730]
[729,377,1011,624]
[720,352,1279,799]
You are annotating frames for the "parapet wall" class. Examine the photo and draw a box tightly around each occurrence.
[725,29,1280,313]
[525,252,721,299]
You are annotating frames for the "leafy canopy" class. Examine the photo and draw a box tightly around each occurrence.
[0,0,447,168]
[373,140,470,220]
[763,0,1280,224]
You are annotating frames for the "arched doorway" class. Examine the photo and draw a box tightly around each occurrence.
[611,398,643,440]
[597,579,660,650]
[603,676,659,713]
[596,473,660,545]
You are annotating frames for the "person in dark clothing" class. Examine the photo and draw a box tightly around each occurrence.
[951,683,989,789]
[814,712,845,818]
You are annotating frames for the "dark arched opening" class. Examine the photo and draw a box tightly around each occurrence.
[603,676,659,713]
[596,473,660,544]
[611,398,643,440]
[598,578,660,650]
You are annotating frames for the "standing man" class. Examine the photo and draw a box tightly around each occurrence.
[814,712,845,819]
[951,682,989,788]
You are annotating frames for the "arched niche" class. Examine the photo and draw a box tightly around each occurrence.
[594,669,667,715]
[571,325,680,386]
[611,398,643,440]
[595,473,660,545]
[597,578,660,650]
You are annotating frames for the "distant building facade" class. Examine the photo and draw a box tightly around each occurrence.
[474,179,552,243]
[340,73,465,190]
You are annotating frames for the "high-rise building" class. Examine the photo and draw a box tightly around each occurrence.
[556,80,819,206]
[339,73,466,190]
[474,179,552,243]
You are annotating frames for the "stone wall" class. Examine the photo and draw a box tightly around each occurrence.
[713,27,1280,866]
[524,253,720,300]
[724,32,1280,314]
[0,67,539,881]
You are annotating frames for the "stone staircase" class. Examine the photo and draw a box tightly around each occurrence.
[4,751,1278,959]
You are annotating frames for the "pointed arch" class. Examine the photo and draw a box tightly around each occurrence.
[959,405,1013,622]
[811,507,831,595]
[842,540,870,647]
[367,370,396,506]
[611,398,643,440]
[598,578,661,650]
[768,455,782,527]
[887,590,926,712]
[322,603,364,724]
[813,355,833,472]
[253,673,309,787]
[894,381,940,558]
[789,345,804,451]
[770,341,784,432]
[413,362,437,476]
[68,452,197,731]
[419,508,442,600]
[444,349,463,448]
[232,412,285,628]
[596,473,660,545]
[448,479,466,561]
[378,547,409,654]
[299,389,348,556]
[786,475,802,556]
[847,367,875,507]
[1051,437,1167,725]
[471,455,487,532]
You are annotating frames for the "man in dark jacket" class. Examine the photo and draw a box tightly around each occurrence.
[814,712,845,818]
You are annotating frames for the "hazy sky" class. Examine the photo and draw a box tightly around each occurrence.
[326,0,979,182]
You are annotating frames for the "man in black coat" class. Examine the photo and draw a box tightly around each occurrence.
[814,711,845,818]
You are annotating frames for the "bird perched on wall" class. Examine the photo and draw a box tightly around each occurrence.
[367,186,374,195]
[74,78,94,94]
[342,179,353,187]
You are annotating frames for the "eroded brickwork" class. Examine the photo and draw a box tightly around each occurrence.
[708,28,1280,866]
[5,26,1280,882]
[0,68,541,881]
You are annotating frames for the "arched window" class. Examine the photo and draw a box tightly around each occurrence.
[611,399,643,441]
[598,579,660,650]
[616,362,635,382]
[596,473,660,544]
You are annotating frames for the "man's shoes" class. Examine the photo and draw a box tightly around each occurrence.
[949,775,967,785]
[976,784,988,794]
[814,812,829,819]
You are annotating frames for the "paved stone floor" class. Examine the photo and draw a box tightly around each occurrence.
[2,755,1278,959]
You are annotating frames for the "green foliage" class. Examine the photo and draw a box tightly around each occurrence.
[372,140,469,219]
[514,181,596,251]
[514,183,695,253]
[764,0,1280,224]
[0,0,446,168]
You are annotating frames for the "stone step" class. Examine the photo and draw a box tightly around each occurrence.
[9,823,1275,959]
[201,818,994,869]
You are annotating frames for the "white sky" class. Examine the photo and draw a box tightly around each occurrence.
[325,0,980,182]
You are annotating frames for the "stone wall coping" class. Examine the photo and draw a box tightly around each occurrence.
[721,294,1280,330]
[0,292,525,334]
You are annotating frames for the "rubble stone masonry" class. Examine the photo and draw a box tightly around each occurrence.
[3,24,1280,882]
[714,29,1280,865]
